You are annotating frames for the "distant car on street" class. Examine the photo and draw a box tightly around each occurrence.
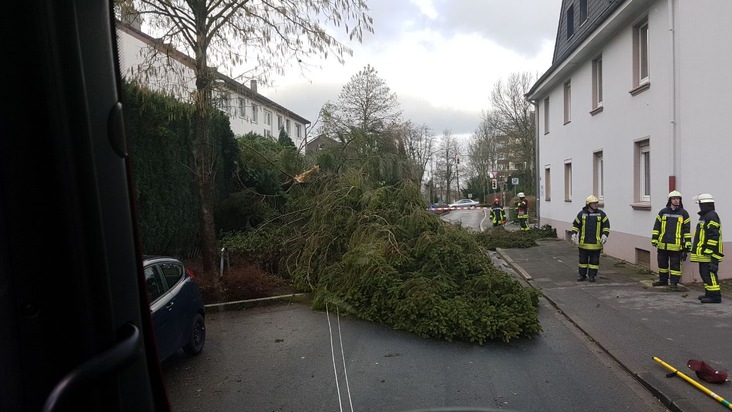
[448,199,480,208]
[144,256,206,361]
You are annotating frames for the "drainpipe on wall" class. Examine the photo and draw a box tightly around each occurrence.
[531,99,541,228]
[668,0,678,191]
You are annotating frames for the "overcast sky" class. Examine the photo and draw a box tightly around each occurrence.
[259,0,564,137]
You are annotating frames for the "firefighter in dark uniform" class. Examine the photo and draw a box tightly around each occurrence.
[516,192,529,231]
[691,193,724,303]
[651,190,691,290]
[571,195,610,282]
[489,198,506,227]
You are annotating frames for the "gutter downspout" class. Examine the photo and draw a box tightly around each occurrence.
[668,0,678,188]
[531,99,540,229]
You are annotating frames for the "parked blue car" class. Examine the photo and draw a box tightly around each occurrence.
[143,256,206,361]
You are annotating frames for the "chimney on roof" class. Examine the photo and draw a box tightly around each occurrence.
[250,80,257,93]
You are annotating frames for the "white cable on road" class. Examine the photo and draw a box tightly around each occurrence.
[336,307,354,412]
[326,303,344,412]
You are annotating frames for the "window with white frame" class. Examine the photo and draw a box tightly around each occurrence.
[238,98,246,118]
[264,129,271,138]
[545,167,551,201]
[277,115,283,130]
[593,151,604,200]
[634,140,651,203]
[295,124,301,138]
[592,56,603,111]
[564,161,572,201]
[264,110,272,126]
[286,119,291,135]
[563,80,571,124]
[543,97,550,134]
[251,104,258,123]
[632,18,650,91]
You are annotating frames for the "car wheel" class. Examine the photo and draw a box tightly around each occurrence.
[183,313,206,356]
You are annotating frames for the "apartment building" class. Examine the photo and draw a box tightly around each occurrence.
[527,0,732,281]
[116,22,309,149]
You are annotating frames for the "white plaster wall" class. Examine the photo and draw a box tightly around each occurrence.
[539,0,732,280]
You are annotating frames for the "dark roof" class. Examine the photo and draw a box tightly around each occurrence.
[116,22,309,125]
[527,0,626,99]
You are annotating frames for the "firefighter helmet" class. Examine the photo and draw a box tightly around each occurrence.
[668,190,682,199]
[518,192,525,198]
[585,195,599,205]
[695,193,715,204]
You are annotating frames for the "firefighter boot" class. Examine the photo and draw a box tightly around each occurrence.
[700,296,722,304]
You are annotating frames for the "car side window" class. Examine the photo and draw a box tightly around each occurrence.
[160,262,183,289]
[145,265,166,303]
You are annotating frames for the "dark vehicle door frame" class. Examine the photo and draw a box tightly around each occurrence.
[1,1,168,411]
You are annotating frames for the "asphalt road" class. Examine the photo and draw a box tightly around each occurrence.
[161,210,666,411]
[162,299,666,412]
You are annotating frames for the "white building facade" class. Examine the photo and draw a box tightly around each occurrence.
[116,23,309,149]
[527,0,732,282]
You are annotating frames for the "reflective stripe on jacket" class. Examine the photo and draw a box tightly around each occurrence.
[690,210,724,263]
[490,206,505,223]
[572,207,610,250]
[651,207,691,251]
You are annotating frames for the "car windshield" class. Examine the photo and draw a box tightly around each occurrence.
[6,0,682,411]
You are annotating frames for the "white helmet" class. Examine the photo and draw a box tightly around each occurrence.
[668,190,682,199]
[695,193,715,204]
[518,192,525,198]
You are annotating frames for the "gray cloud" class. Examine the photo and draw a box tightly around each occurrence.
[362,0,560,58]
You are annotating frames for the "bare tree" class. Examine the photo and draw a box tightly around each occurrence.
[468,112,499,202]
[116,0,373,278]
[435,130,460,202]
[487,72,536,193]
[401,121,434,185]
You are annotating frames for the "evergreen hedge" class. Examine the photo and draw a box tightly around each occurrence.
[123,83,238,256]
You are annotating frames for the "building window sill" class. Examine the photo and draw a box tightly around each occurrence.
[629,82,650,96]
[590,106,604,116]
[630,202,652,210]
[563,120,571,125]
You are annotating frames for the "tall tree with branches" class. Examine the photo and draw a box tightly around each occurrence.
[435,130,460,202]
[116,0,373,279]
[487,72,536,193]
[401,121,434,185]
[468,112,499,202]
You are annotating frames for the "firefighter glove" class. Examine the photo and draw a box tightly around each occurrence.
[601,234,608,244]
[651,239,658,247]
[571,233,578,244]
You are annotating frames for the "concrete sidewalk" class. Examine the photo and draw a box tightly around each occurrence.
[497,239,732,412]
